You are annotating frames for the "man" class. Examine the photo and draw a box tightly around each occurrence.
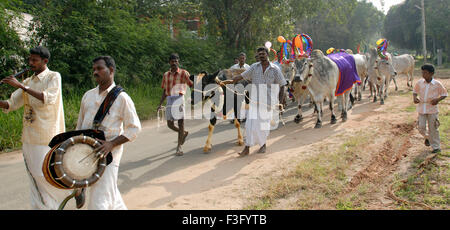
[76,56,141,209]
[0,46,68,209]
[221,47,287,156]
[231,52,250,70]
[157,53,193,156]
[230,52,251,122]
[413,64,447,153]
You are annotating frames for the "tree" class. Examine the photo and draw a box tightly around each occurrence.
[383,0,450,62]
[0,0,27,78]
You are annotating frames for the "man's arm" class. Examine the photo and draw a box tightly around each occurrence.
[157,91,167,110]
[95,135,130,157]
[220,75,244,86]
[431,95,447,105]
[1,76,44,102]
[413,92,420,104]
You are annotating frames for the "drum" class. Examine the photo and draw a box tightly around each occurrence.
[43,135,107,189]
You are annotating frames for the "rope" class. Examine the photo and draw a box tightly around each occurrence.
[58,189,77,210]
[158,80,286,126]
[192,79,284,111]
[387,153,438,210]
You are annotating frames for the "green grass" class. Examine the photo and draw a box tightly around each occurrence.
[438,108,450,155]
[246,132,372,210]
[125,84,163,121]
[392,107,450,209]
[404,104,417,113]
[0,108,24,152]
[0,83,163,152]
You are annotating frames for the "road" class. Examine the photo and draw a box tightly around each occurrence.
[0,102,309,210]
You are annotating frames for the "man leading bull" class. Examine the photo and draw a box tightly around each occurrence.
[221,47,287,156]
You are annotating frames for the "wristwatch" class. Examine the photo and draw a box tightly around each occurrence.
[23,85,30,92]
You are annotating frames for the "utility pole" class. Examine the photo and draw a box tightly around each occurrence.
[420,0,427,63]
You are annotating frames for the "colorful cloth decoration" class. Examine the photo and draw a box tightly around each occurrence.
[327,52,361,96]
[292,34,313,57]
[376,38,389,60]
[326,48,346,55]
[276,33,313,63]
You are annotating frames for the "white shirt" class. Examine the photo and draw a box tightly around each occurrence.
[76,83,142,165]
[2,67,65,145]
[230,63,250,70]
[413,78,448,114]
[242,62,287,110]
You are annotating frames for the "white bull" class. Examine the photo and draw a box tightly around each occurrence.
[282,61,316,124]
[391,54,415,87]
[352,53,368,101]
[293,50,351,128]
[366,48,399,105]
[374,52,398,105]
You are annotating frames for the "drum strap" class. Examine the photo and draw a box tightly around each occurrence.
[93,86,124,130]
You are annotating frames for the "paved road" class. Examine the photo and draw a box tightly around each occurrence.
[0,102,309,210]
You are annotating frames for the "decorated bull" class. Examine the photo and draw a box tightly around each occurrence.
[293,49,358,128]
[190,69,247,152]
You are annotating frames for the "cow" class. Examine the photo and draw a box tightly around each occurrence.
[391,54,415,87]
[278,60,319,124]
[373,52,398,105]
[366,48,399,105]
[351,53,369,101]
[292,49,352,128]
[190,69,247,152]
[288,63,312,124]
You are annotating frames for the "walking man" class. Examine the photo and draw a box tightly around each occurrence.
[76,56,141,209]
[0,46,69,209]
[221,47,287,156]
[157,53,193,156]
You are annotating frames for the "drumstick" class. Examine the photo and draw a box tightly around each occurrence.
[78,150,98,164]
[90,152,107,166]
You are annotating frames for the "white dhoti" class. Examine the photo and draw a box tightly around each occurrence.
[245,102,273,147]
[22,143,72,210]
[86,146,127,210]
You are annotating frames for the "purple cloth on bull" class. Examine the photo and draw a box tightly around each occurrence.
[327,52,361,96]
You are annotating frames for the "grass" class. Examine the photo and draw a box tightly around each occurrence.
[0,107,24,151]
[245,105,448,210]
[0,83,163,152]
[246,131,373,210]
[391,107,450,209]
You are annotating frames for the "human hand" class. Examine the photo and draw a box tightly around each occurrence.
[220,80,233,86]
[94,139,115,158]
[1,75,23,89]
[430,98,440,105]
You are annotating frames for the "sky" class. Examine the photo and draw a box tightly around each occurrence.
[364,0,406,14]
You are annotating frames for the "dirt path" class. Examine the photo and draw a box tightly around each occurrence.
[123,75,449,210]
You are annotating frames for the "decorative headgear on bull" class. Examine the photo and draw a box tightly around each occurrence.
[276,33,313,63]
[376,38,389,60]
[326,47,347,55]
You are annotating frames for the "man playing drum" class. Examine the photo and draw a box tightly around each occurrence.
[0,46,70,209]
[76,56,141,209]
